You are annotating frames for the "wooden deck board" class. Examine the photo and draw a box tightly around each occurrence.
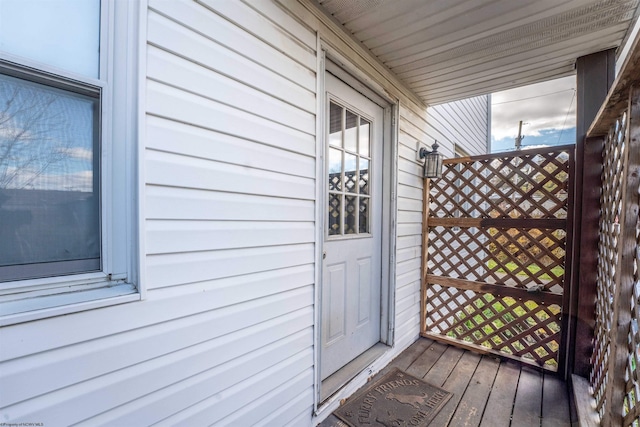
[449,356,501,427]
[318,338,571,427]
[478,360,521,427]
[511,366,543,427]
[380,338,435,375]
[426,351,483,426]
[541,372,571,427]
[422,345,465,387]
[405,340,448,379]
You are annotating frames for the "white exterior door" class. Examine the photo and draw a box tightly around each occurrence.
[321,72,384,380]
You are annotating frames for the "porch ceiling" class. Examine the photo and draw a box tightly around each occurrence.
[316,0,640,105]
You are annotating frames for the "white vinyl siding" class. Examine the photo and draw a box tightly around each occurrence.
[427,95,491,157]
[142,1,317,425]
[0,0,490,425]
[394,106,431,350]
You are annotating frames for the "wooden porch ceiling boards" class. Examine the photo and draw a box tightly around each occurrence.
[319,338,572,427]
[316,0,640,104]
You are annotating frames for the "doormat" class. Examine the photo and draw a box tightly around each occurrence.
[333,368,452,427]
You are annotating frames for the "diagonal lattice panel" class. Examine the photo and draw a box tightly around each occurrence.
[589,89,640,427]
[425,284,561,369]
[429,150,570,220]
[428,226,566,291]
[591,112,626,418]
[589,102,640,427]
[422,146,572,371]
[624,213,640,426]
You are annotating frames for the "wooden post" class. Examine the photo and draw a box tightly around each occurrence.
[571,135,604,377]
[420,178,431,336]
[602,86,640,426]
[571,49,615,378]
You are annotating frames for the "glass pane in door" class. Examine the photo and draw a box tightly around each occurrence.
[327,101,373,237]
[344,110,358,152]
[329,102,343,147]
[359,119,370,157]
[328,193,341,236]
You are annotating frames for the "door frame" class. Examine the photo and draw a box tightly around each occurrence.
[313,42,399,410]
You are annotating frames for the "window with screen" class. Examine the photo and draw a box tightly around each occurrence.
[0,0,139,323]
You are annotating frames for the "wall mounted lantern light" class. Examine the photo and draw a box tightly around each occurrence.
[419,141,444,179]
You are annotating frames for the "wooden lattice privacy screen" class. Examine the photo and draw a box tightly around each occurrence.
[588,85,640,427]
[421,146,573,371]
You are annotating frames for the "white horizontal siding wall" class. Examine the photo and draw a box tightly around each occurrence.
[0,0,316,426]
[0,0,490,425]
[427,95,491,157]
[143,1,317,425]
[395,106,428,352]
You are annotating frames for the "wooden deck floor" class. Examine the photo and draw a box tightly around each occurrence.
[319,337,573,427]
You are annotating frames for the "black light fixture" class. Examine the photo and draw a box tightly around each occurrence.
[419,141,444,179]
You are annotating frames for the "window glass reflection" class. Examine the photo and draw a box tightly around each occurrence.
[0,74,99,271]
[344,153,357,193]
[327,102,374,238]
[345,110,358,152]
[328,193,341,236]
[359,158,369,195]
[359,119,370,157]
[329,102,342,147]
[329,147,342,191]
[359,197,369,233]
[345,195,357,234]
[0,0,101,78]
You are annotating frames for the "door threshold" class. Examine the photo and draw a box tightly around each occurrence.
[320,342,388,402]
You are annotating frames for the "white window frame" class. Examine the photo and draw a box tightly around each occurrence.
[0,0,143,326]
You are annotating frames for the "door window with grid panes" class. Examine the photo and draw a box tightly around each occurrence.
[327,101,372,237]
